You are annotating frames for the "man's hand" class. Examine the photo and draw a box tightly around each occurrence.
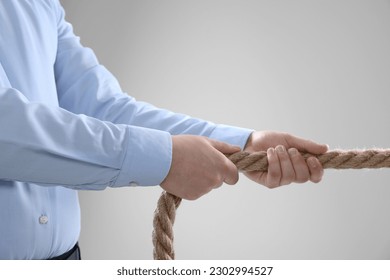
[161,135,240,200]
[243,131,328,188]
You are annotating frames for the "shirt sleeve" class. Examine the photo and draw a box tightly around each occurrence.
[0,86,172,189]
[53,1,253,149]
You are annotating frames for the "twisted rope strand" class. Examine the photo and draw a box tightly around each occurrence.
[230,149,390,171]
[152,149,390,260]
[152,191,181,260]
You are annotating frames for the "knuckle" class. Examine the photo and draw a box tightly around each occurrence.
[265,179,280,188]
[295,176,308,183]
[268,168,281,179]
[184,192,200,201]
[188,194,201,201]
[212,174,224,187]
[310,175,322,184]
[294,171,310,183]
[283,172,295,183]
[267,183,279,189]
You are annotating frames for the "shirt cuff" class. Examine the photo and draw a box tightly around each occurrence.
[208,124,254,150]
[113,126,172,187]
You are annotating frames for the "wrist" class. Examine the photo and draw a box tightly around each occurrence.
[243,132,254,152]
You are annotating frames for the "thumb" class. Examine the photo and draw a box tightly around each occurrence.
[208,138,240,185]
[286,135,328,154]
[208,138,241,154]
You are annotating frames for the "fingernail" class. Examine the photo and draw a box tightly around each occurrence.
[276,145,285,153]
[232,145,241,151]
[267,147,275,155]
[288,148,298,156]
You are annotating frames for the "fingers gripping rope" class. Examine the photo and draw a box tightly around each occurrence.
[152,149,390,260]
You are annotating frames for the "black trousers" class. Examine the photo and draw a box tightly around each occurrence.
[48,243,81,260]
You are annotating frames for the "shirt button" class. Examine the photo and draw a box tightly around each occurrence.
[39,215,48,225]
[129,181,138,187]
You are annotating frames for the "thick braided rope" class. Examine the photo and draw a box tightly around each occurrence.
[152,192,181,260]
[152,149,390,260]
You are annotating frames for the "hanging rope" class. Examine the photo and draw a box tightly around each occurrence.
[152,149,390,260]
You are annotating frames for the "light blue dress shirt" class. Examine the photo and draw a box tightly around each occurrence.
[0,0,253,259]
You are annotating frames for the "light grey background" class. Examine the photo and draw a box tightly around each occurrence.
[60,0,390,259]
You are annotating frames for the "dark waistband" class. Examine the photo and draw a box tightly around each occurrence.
[48,243,81,260]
